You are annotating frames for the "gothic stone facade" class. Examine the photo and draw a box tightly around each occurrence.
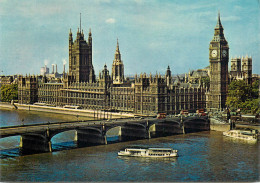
[230,56,252,84]
[18,75,38,104]
[18,17,232,114]
[207,13,229,111]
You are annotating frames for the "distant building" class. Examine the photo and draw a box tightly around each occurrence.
[184,67,209,85]
[40,65,49,76]
[40,64,63,79]
[230,56,253,84]
[18,75,38,104]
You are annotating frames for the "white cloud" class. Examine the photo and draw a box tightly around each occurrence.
[44,59,49,66]
[62,58,67,65]
[106,18,116,24]
[222,15,241,22]
[134,0,143,4]
[95,0,111,4]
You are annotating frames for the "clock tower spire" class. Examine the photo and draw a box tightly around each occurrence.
[207,12,229,111]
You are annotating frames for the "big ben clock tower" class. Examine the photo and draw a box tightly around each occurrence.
[207,12,229,111]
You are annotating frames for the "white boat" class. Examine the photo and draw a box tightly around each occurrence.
[118,147,178,158]
[223,130,258,141]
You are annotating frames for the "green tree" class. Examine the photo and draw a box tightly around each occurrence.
[226,80,259,114]
[0,84,18,102]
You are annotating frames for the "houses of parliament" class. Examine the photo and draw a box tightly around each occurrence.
[17,13,253,115]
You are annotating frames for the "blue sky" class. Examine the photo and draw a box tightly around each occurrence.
[0,0,259,76]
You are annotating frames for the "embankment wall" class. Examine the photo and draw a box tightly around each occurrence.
[210,118,230,132]
[0,102,135,119]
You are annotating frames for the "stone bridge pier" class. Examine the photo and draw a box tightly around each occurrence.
[75,125,107,146]
[155,119,183,135]
[120,121,150,141]
[183,116,210,133]
[19,128,52,153]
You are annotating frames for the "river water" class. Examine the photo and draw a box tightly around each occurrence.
[0,109,259,182]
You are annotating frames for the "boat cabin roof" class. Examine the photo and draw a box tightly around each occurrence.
[125,148,173,152]
[148,148,173,150]
[125,148,146,151]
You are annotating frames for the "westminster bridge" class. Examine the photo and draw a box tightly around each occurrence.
[0,116,209,153]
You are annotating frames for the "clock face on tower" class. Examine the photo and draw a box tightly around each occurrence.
[211,50,217,57]
[222,50,227,57]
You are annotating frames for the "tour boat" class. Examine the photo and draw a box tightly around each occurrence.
[118,147,178,157]
[223,130,258,141]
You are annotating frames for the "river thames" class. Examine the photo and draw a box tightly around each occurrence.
[0,109,259,182]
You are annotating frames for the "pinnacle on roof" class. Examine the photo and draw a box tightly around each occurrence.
[116,38,120,52]
[113,38,122,61]
[80,13,81,33]
[115,39,120,55]
[215,11,223,29]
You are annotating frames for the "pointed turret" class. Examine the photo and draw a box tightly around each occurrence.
[112,39,124,85]
[69,28,73,43]
[80,13,81,33]
[215,11,223,29]
[99,63,111,88]
[166,65,172,87]
[88,28,92,45]
[81,29,84,39]
[166,65,171,77]
[115,38,121,60]
[212,12,226,42]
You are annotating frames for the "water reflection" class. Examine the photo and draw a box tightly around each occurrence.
[0,131,258,182]
[0,148,20,159]
[222,136,258,144]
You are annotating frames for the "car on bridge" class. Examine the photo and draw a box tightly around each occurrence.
[157,113,166,119]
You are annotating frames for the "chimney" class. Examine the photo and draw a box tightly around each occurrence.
[55,64,57,74]
[63,64,66,73]
[52,64,54,74]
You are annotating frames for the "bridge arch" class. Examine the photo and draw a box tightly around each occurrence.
[183,116,210,132]
[51,129,77,144]
[105,126,121,136]
[154,120,183,135]
[120,122,149,140]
